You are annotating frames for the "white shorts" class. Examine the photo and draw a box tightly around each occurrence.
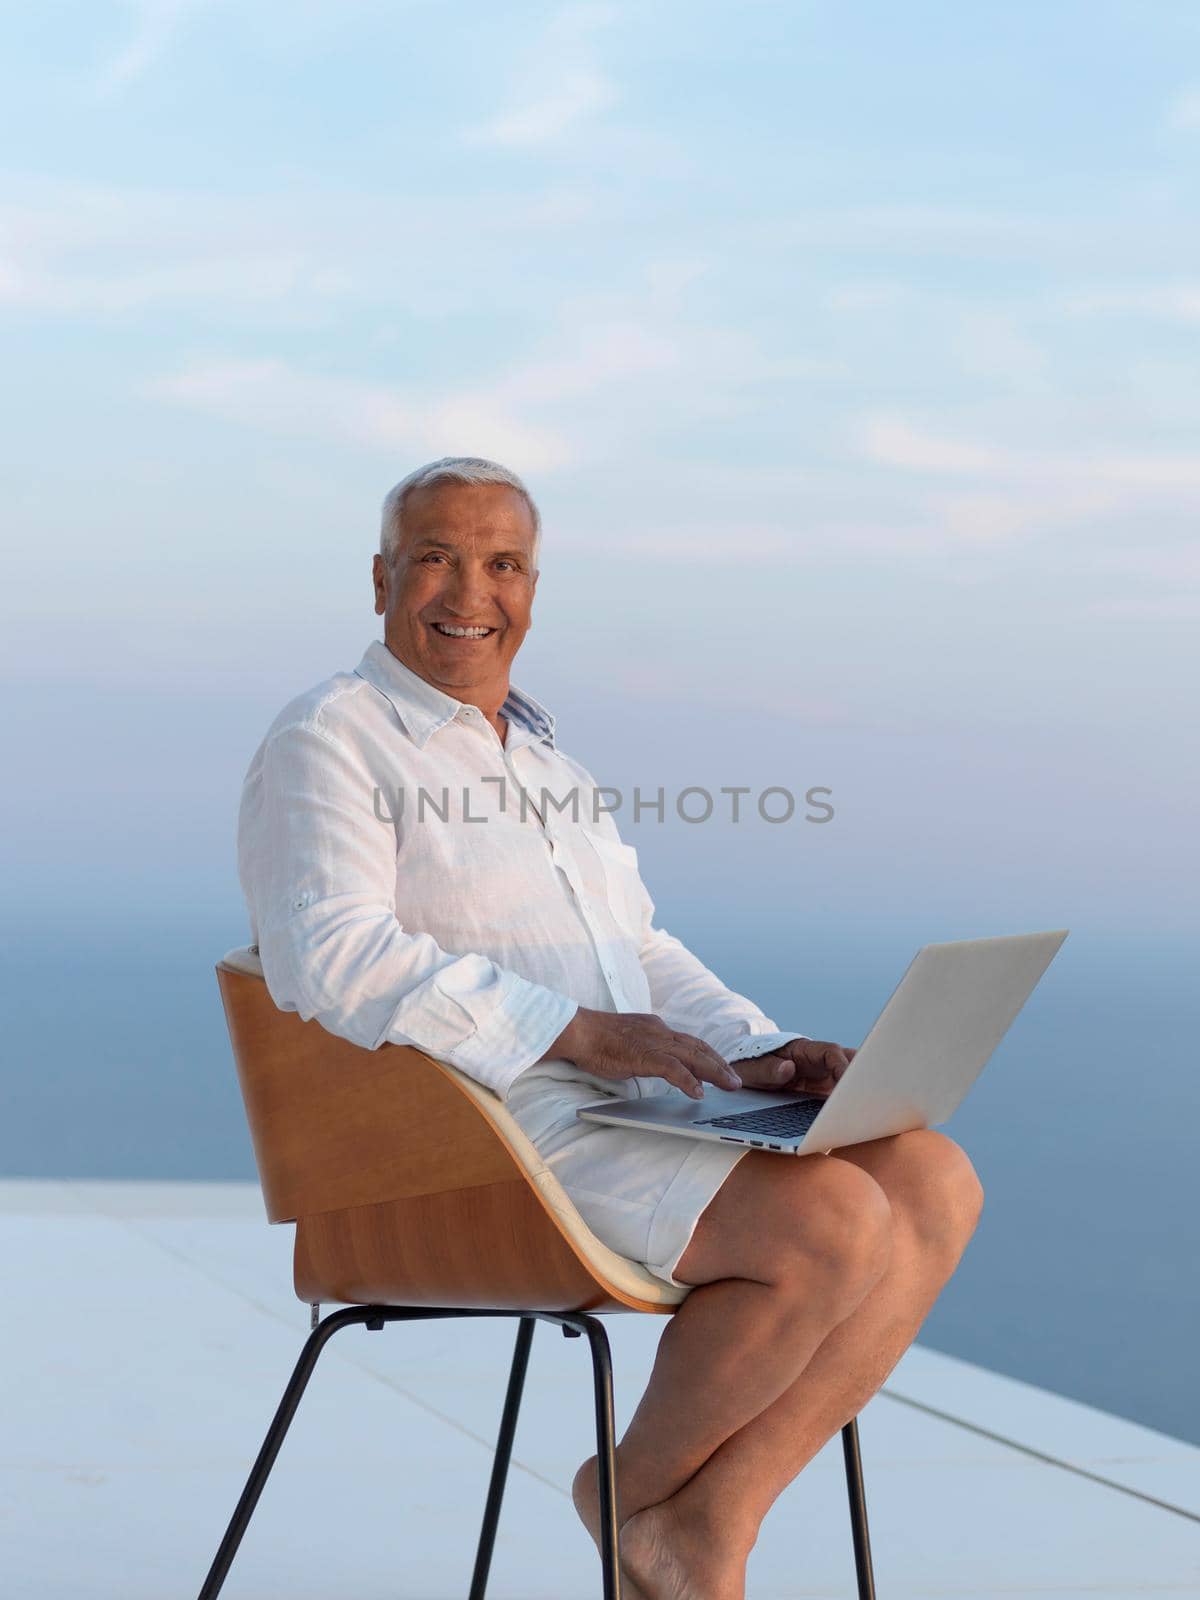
[505,1068,751,1288]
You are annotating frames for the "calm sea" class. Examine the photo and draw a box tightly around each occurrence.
[2,910,1196,1446]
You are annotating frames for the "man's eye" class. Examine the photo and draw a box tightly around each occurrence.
[495,560,517,572]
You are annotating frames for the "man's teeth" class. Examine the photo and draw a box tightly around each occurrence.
[433,623,494,638]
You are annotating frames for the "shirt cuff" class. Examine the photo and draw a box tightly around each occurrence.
[440,979,580,1100]
[723,1028,811,1064]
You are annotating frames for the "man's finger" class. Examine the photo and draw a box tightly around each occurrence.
[673,1028,736,1075]
[787,1038,851,1074]
[730,1052,795,1088]
[669,1030,743,1089]
[743,1052,840,1097]
[647,1049,704,1099]
[816,1041,850,1072]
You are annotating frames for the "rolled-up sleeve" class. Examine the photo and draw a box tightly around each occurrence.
[237,721,578,1098]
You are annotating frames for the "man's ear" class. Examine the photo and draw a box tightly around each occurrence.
[372,553,386,615]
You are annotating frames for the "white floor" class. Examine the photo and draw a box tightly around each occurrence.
[3,1179,1197,1599]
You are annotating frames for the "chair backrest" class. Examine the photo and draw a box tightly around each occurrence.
[216,947,685,1315]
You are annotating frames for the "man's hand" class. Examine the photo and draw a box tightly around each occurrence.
[731,1038,858,1098]
[545,1008,744,1100]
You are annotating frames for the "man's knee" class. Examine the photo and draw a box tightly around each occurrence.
[678,1148,893,1296]
[882,1129,985,1250]
[774,1154,894,1304]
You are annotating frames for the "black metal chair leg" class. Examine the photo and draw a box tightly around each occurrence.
[198,1304,871,1600]
[841,1417,876,1600]
[196,1306,382,1600]
[468,1316,536,1600]
[569,1314,622,1600]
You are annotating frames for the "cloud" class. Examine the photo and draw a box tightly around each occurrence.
[147,241,866,476]
[602,526,798,561]
[1061,284,1200,323]
[933,486,1119,546]
[463,3,619,148]
[494,318,676,405]
[1087,545,1200,585]
[1100,454,1200,489]
[858,411,1200,493]
[852,410,1200,553]
[1165,85,1200,131]
[148,305,685,471]
[93,0,198,101]
[0,253,341,314]
[948,309,1050,385]
[151,358,574,471]
[0,178,595,316]
[1086,593,1200,619]
[768,204,1069,259]
[857,415,1010,475]
[825,282,912,312]
[0,183,340,314]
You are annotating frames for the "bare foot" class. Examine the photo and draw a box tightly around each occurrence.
[620,1499,748,1600]
[571,1456,749,1600]
[571,1456,632,1578]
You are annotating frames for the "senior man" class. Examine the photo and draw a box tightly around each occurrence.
[238,456,984,1600]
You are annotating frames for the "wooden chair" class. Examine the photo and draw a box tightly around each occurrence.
[197,947,877,1600]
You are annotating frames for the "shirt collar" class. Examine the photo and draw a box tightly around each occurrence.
[353,638,556,751]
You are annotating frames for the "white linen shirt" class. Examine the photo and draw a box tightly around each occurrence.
[237,638,807,1115]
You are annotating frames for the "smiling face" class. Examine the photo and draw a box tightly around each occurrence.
[371,479,539,710]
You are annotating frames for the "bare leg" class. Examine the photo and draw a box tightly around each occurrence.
[573,1130,984,1600]
[669,1130,984,1547]
[572,1147,895,1599]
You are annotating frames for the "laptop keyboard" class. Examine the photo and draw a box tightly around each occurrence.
[698,1098,825,1139]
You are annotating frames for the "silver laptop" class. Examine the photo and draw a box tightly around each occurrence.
[576,930,1068,1155]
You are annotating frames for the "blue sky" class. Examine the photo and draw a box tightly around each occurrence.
[3,0,1198,945]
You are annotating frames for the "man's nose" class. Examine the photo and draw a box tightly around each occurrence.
[442,562,492,616]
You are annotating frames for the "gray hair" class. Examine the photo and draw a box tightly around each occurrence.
[379,456,542,569]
